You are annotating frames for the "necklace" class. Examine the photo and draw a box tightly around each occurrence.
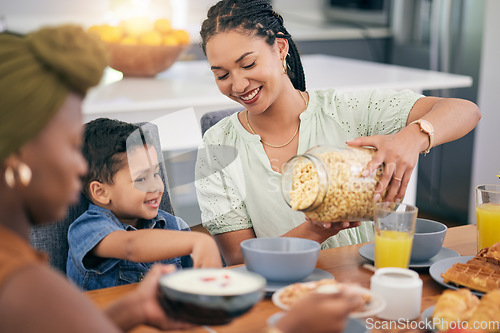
[245,90,307,148]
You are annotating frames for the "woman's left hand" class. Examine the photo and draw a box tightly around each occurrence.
[347,131,421,203]
[306,217,361,233]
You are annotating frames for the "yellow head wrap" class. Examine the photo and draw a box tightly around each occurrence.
[0,24,109,160]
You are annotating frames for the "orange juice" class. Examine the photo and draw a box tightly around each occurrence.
[374,230,414,268]
[476,203,500,250]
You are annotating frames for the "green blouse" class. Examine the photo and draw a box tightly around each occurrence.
[195,88,423,249]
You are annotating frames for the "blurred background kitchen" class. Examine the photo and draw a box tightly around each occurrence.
[1,0,498,228]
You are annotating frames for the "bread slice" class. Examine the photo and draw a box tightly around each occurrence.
[441,244,500,293]
[441,263,500,293]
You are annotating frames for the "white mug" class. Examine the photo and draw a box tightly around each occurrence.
[370,267,422,320]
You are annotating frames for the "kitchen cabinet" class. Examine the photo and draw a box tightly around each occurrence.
[389,0,486,224]
[83,54,472,226]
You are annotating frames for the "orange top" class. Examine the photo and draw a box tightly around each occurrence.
[0,225,47,294]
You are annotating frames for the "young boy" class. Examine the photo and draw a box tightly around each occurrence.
[67,118,222,291]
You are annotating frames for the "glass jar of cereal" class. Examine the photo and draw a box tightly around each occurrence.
[281,145,384,222]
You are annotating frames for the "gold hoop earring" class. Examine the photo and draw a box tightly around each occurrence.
[282,58,287,75]
[18,162,32,187]
[4,166,15,189]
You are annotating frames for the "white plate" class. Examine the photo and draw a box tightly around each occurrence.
[271,282,386,318]
[230,265,333,294]
[428,255,484,296]
[267,312,368,333]
[420,306,437,331]
[358,243,460,268]
[421,305,435,320]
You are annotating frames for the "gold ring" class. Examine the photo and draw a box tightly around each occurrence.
[393,177,402,182]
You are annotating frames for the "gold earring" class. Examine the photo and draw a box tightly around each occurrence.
[18,162,32,187]
[282,58,287,75]
[4,166,15,188]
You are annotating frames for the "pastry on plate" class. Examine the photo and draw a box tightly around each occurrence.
[468,289,500,332]
[432,288,479,331]
[277,279,370,313]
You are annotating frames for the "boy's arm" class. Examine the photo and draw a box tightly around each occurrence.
[92,230,222,268]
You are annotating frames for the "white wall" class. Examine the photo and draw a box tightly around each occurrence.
[468,0,500,223]
[0,0,202,33]
[0,0,108,33]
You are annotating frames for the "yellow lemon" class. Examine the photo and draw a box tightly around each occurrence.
[100,25,123,43]
[87,25,103,37]
[121,36,138,45]
[121,17,153,37]
[163,35,179,46]
[139,30,163,46]
[171,29,190,45]
[154,18,172,34]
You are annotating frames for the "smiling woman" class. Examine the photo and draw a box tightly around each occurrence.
[194,0,481,267]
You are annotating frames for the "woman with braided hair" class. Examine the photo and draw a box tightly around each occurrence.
[195,0,481,265]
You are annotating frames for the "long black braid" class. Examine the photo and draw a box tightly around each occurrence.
[200,0,306,91]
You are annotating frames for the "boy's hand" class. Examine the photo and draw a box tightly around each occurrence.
[191,233,223,268]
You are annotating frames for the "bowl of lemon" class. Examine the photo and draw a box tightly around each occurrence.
[89,17,190,77]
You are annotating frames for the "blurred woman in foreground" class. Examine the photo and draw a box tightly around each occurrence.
[0,24,192,333]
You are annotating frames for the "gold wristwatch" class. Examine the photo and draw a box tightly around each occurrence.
[409,119,434,154]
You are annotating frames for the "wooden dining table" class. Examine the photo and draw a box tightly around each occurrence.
[86,224,477,333]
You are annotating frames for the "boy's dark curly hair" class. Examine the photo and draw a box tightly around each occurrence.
[200,0,306,91]
[81,118,152,200]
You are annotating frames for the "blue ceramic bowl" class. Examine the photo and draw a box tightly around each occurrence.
[158,268,265,325]
[410,218,448,261]
[241,237,321,282]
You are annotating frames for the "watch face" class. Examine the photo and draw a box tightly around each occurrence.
[420,121,433,134]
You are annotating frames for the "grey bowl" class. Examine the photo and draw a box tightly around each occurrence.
[241,237,321,282]
[410,218,447,261]
[158,268,265,325]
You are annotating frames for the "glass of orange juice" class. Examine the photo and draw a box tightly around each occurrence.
[374,202,418,269]
[476,185,500,251]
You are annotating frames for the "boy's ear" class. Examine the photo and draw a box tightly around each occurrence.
[89,181,110,205]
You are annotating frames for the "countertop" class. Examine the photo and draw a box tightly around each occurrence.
[83,53,473,122]
[82,53,473,151]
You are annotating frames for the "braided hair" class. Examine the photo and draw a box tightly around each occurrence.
[200,0,306,91]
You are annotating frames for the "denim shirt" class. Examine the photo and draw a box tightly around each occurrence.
[66,203,193,291]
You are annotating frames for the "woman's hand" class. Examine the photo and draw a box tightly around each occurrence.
[283,218,360,245]
[347,131,421,203]
[274,290,364,333]
[131,264,195,331]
